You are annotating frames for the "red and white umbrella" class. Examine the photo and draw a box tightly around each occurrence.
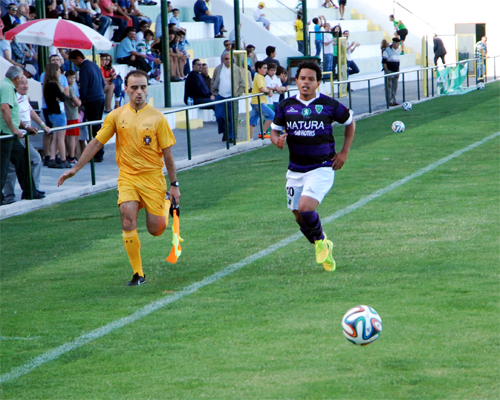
[5,18,113,50]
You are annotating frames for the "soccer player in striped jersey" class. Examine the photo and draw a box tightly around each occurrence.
[270,61,355,271]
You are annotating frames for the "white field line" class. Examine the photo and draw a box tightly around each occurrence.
[1,131,498,385]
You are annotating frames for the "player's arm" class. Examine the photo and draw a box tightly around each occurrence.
[332,120,355,170]
[58,138,104,186]
[162,146,180,205]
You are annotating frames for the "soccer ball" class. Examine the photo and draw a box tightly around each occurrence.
[402,102,412,111]
[342,305,382,346]
[392,121,405,133]
[477,82,485,90]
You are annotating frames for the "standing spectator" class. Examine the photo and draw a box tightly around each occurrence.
[433,34,447,66]
[262,45,280,67]
[3,74,48,204]
[2,4,21,32]
[390,15,408,55]
[64,70,81,164]
[222,39,232,57]
[331,24,342,79]
[211,51,245,142]
[380,39,389,70]
[382,37,401,106]
[475,36,487,82]
[99,0,128,42]
[294,12,305,54]
[246,44,258,78]
[322,23,335,76]
[201,63,212,94]
[183,58,215,106]
[155,0,172,39]
[344,30,360,78]
[276,65,289,102]
[229,23,245,49]
[253,2,270,31]
[69,50,106,162]
[193,0,226,38]
[338,0,346,20]
[116,27,152,72]
[312,16,325,57]
[249,61,274,138]
[43,64,71,168]
[265,62,284,110]
[1,66,40,205]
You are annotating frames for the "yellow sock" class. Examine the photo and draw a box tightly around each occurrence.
[123,229,143,276]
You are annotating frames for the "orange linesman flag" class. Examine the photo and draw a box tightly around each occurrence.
[166,208,183,263]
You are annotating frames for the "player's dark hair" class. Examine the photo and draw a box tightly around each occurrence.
[296,61,322,81]
[266,46,275,56]
[255,61,267,71]
[124,69,149,87]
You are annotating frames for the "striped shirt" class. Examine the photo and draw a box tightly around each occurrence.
[382,45,400,72]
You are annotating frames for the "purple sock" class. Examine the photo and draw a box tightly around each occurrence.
[298,211,325,242]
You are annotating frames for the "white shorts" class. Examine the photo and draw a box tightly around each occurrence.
[286,167,335,210]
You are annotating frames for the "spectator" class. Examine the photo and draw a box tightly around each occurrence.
[184,58,215,106]
[249,61,274,138]
[390,15,408,55]
[43,64,71,168]
[338,0,346,20]
[294,12,308,54]
[0,28,24,68]
[475,36,487,82]
[176,30,190,76]
[433,34,447,66]
[1,66,41,204]
[262,45,280,66]
[265,62,284,110]
[86,0,112,35]
[2,3,21,32]
[11,38,36,68]
[201,63,212,93]
[67,0,94,29]
[3,74,48,204]
[331,24,342,79]
[116,27,152,72]
[382,37,401,106]
[246,44,258,78]
[253,2,270,31]
[100,53,118,111]
[135,19,150,43]
[168,29,186,81]
[193,0,226,38]
[229,23,246,49]
[322,23,334,76]
[154,0,172,38]
[169,7,186,34]
[222,39,231,57]
[276,65,289,102]
[63,70,81,164]
[69,50,106,162]
[211,51,245,142]
[99,0,128,42]
[313,16,325,57]
[45,0,66,19]
[322,0,338,8]
[114,0,141,32]
[343,30,360,78]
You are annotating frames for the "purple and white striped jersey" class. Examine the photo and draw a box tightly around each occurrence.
[272,93,353,173]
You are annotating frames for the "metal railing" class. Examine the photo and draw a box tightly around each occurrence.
[2,55,498,198]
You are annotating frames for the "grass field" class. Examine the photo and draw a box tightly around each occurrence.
[1,82,499,399]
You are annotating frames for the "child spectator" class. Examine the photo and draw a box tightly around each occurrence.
[176,30,190,75]
[168,29,186,81]
[313,16,326,57]
[276,65,289,102]
[249,61,274,138]
[169,8,186,33]
[64,70,81,164]
[99,53,122,111]
[246,44,258,78]
[264,62,283,110]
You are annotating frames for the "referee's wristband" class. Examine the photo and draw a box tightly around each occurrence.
[170,181,179,187]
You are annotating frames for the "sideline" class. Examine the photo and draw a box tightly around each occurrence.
[1,131,498,385]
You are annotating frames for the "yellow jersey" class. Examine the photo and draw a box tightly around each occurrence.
[251,73,268,105]
[294,19,303,41]
[96,104,176,175]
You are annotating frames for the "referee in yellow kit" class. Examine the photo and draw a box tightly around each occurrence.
[58,70,180,286]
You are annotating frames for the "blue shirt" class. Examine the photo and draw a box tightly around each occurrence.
[169,15,180,27]
[194,0,208,19]
[314,24,322,41]
[116,37,135,59]
[272,93,352,173]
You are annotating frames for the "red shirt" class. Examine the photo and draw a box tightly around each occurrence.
[99,0,114,17]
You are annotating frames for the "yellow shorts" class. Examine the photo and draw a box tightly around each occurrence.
[117,171,167,217]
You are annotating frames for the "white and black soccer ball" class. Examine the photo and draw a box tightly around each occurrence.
[392,121,405,133]
[402,102,412,111]
[477,82,485,90]
[342,305,382,346]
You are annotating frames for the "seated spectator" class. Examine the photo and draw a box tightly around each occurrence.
[67,0,94,28]
[193,0,226,38]
[99,53,121,111]
[45,0,66,19]
[116,27,152,72]
[43,63,71,169]
[169,8,186,33]
[264,62,284,110]
[11,38,36,69]
[201,63,212,93]
[249,61,274,138]
[168,29,185,81]
[114,0,141,31]
[87,0,112,35]
[276,65,289,102]
[176,30,190,76]
[253,2,270,31]
[64,70,81,164]
[99,0,128,42]
[135,19,150,43]
[262,45,280,66]
[184,58,215,106]
[2,74,48,204]
[344,30,360,78]
[246,44,258,78]
[138,29,161,68]
[2,3,21,32]
[229,23,246,49]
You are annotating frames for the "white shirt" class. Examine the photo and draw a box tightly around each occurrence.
[323,32,334,55]
[218,65,232,98]
[253,7,263,20]
[265,74,281,104]
[16,93,32,126]
[346,40,353,61]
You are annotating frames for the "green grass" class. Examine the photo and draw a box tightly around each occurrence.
[1,82,499,399]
